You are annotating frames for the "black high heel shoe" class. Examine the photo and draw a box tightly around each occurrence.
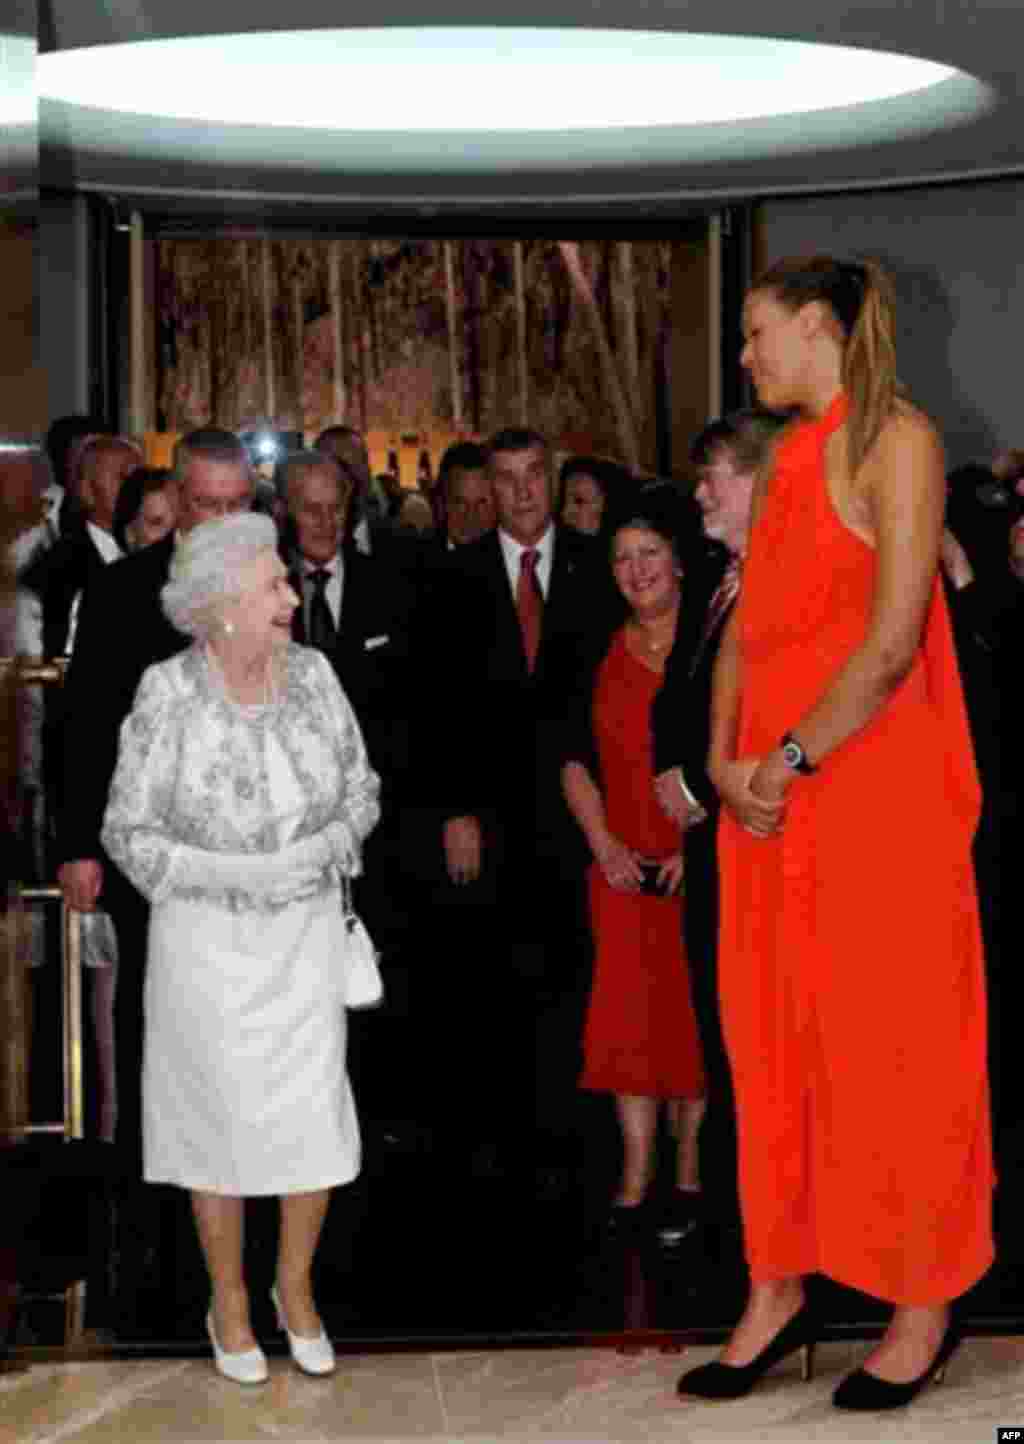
[676,1304,815,1400]
[832,1319,960,1411]
[605,1199,648,1235]
[655,1187,702,1247]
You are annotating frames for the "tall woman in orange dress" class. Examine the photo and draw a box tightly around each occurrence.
[677,257,994,1411]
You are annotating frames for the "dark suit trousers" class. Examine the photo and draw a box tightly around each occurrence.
[398,806,591,1162]
[683,819,740,1228]
[99,864,150,1178]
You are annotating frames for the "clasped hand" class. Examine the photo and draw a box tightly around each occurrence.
[713,755,791,838]
[443,815,482,886]
[653,767,708,829]
[593,834,683,894]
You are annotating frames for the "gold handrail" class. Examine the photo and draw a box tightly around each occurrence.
[0,657,67,685]
[1,890,30,1145]
[18,888,84,1142]
[2,655,77,1138]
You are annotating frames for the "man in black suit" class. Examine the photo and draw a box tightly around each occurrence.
[277,448,419,1133]
[276,448,416,905]
[20,438,140,880]
[429,428,610,1186]
[57,431,254,1172]
[416,443,496,617]
[651,410,786,1240]
[435,441,495,551]
[11,416,106,576]
[21,437,138,660]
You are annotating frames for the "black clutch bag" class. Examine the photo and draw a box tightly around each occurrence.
[638,860,675,897]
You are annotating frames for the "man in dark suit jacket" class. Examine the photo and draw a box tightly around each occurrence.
[276,449,416,920]
[429,428,612,1184]
[651,410,786,1238]
[57,432,254,1172]
[278,448,421,1134]
[415,443,496,620]
[435,441,496,552]
[21,438,139,659]
[21,438,140,878]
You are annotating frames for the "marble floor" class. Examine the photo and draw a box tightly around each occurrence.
[5,1336,1024,1444]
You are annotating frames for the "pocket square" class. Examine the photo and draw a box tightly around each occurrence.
[364,634,389,650]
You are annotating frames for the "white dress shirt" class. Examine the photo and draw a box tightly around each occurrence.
[498,523,555,601]
[86,522,124,566]
[353,517,372,556]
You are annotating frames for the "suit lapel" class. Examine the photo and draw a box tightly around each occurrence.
[536,526,586,673]
[137,532,190,658]
[288,550,352,660]
[83,529,108,577]
[288,560,307,645]
[336,550,368,666]
[544,527,576,629]
[150,531,176,585]
[480,532,529,675]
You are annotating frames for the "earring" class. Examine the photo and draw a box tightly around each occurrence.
[222,620,235,636]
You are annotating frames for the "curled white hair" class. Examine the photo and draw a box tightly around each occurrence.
[161,512,278,638]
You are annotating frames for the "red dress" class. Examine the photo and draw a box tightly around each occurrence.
[719,392,993,1304]
[580,630,705,1098]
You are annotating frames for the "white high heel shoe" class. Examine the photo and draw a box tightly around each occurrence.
[271,1283,336,1376]
[205,1311,268,1385]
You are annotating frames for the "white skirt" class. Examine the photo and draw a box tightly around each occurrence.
[142,886,360,1195]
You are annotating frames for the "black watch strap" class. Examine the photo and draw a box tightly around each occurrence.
[780,731,816,775]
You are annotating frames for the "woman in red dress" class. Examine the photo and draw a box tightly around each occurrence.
[677,257,993,1411]
[563,491,705,1230]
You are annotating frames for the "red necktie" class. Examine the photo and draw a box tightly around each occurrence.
[516,548,543,672]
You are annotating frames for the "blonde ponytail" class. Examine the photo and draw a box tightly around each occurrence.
[842,260,898,477]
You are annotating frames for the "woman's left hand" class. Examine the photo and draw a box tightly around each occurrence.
[657,852,685,896]
[747,750,794,805]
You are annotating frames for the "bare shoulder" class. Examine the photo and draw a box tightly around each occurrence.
[859,404,945,514]
[873,401,945,471]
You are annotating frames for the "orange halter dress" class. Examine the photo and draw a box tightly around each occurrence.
[717,392,994,1305]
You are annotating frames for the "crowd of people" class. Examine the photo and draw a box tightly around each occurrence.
[2,249,1020,1409]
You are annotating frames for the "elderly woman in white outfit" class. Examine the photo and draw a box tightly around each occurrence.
[101,512,379,1384]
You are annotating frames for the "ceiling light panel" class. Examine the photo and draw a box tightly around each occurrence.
[39,28,961,132]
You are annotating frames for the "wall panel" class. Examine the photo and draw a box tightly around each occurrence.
[756,179,1024,468]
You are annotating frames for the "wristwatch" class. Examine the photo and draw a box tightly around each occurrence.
[780,732,816,775]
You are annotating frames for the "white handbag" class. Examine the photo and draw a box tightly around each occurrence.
[339,872,383,1010]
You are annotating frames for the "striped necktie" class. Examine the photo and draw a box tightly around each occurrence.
[690,557,741,677]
